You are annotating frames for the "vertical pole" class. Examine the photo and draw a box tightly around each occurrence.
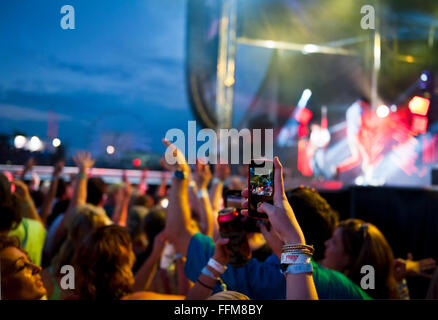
[216,0,237,130]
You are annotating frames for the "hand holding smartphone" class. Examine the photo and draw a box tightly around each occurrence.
[248,159,274,220]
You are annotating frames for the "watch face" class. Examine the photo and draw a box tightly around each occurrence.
[174,170,186,180]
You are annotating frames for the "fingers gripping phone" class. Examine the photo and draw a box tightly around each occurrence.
[248,159,274,220]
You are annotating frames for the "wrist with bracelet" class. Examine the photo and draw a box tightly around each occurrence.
[197,258,227,290]
[281,243,314,275]
[197,188,209,199]
[212,177,223,185]
[77,172,87,179]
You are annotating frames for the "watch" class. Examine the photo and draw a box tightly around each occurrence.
[173,170,188,180]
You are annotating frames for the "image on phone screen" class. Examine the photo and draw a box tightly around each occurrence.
[248,159,274,219]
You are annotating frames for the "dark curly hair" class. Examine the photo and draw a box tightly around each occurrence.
[0,234,20,252]
[73,225,135,300]
[285,186,339,261]
[0,235,21,280]
[0,173,22,232]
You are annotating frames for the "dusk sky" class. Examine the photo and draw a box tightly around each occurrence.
[0,0,195,158]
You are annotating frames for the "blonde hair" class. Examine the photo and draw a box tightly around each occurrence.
[52,206,107,273]
[207,291,250,300]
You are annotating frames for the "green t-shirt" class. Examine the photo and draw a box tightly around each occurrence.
[312,259,372,300]
[9,218,46,266]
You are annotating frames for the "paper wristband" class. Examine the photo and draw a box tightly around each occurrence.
[208,258,226,274]
[201,266,218,280]
[283,263,314,275]
[197,189,209,198]
[281,253,312,265]
[188,181,197,189]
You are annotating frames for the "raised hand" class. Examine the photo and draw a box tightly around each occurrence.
[394,258,408,282]
[194,160,212,190]
[151,231,167,259]
[123,177,132,198]
[212,237,230,266]
[162,139,189,174]
[23,157,35,172]
[214,163,230,182]
[73,152,96,172]
[405,253,436,278]
[53,160,65,177]
[241,157,306,245]
[13,180,32,202]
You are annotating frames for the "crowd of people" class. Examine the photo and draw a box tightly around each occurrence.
[1,139,437,300]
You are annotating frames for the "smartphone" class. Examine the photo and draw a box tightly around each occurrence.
[248,159,274,220]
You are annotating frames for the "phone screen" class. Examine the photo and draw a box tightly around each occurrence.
[248,159,274,219]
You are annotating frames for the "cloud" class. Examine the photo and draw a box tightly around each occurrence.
[0,103,72,122]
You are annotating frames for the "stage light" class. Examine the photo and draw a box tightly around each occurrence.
[409,96,430,116]
[419,70,433,91]
[52,138,61,147]
[390,105,397,112]
[295,108,313,125]
[302,44,319,54]
[106,145,115,155]
[133,158,141,167]
[265,41,275,48]
[421,73,428,82]
[411,115,428,134]
[29,136,43,152]
[302,89,312,101]
[160,198,169,208]
[297,89,312,108]
[376,105,390,118]
[14,135,27,149]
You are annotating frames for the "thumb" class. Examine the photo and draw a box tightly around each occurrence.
[257,202,276,217]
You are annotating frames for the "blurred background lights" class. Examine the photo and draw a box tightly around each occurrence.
[420,73,428,82]
[376,105,390,118]
[106,145,115,155]
[14,135,27,149]
[52,138,61,148]
[29,136,43,152]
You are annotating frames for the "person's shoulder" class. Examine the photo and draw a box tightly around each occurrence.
[192,232,214,245]
[313,262,372,299]
[22,217,46,233]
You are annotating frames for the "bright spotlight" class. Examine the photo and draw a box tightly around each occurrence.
[160,198,169,208]
[265,40,275,49]
[29,136,43,152]
[302,89,312,101]
[376,105,390,118]
[14,135,27,149]
[106,145,115,155]
[302,44,319,54]
[52,138,61,148]
[390,105,397,112]
[297,89,312,108]
[409,96,430,116]
[420,73,428,82]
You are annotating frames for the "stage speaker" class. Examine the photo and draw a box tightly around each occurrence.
[432,168,438,185]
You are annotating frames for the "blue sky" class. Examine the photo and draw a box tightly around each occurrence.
[0,0,193,157]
